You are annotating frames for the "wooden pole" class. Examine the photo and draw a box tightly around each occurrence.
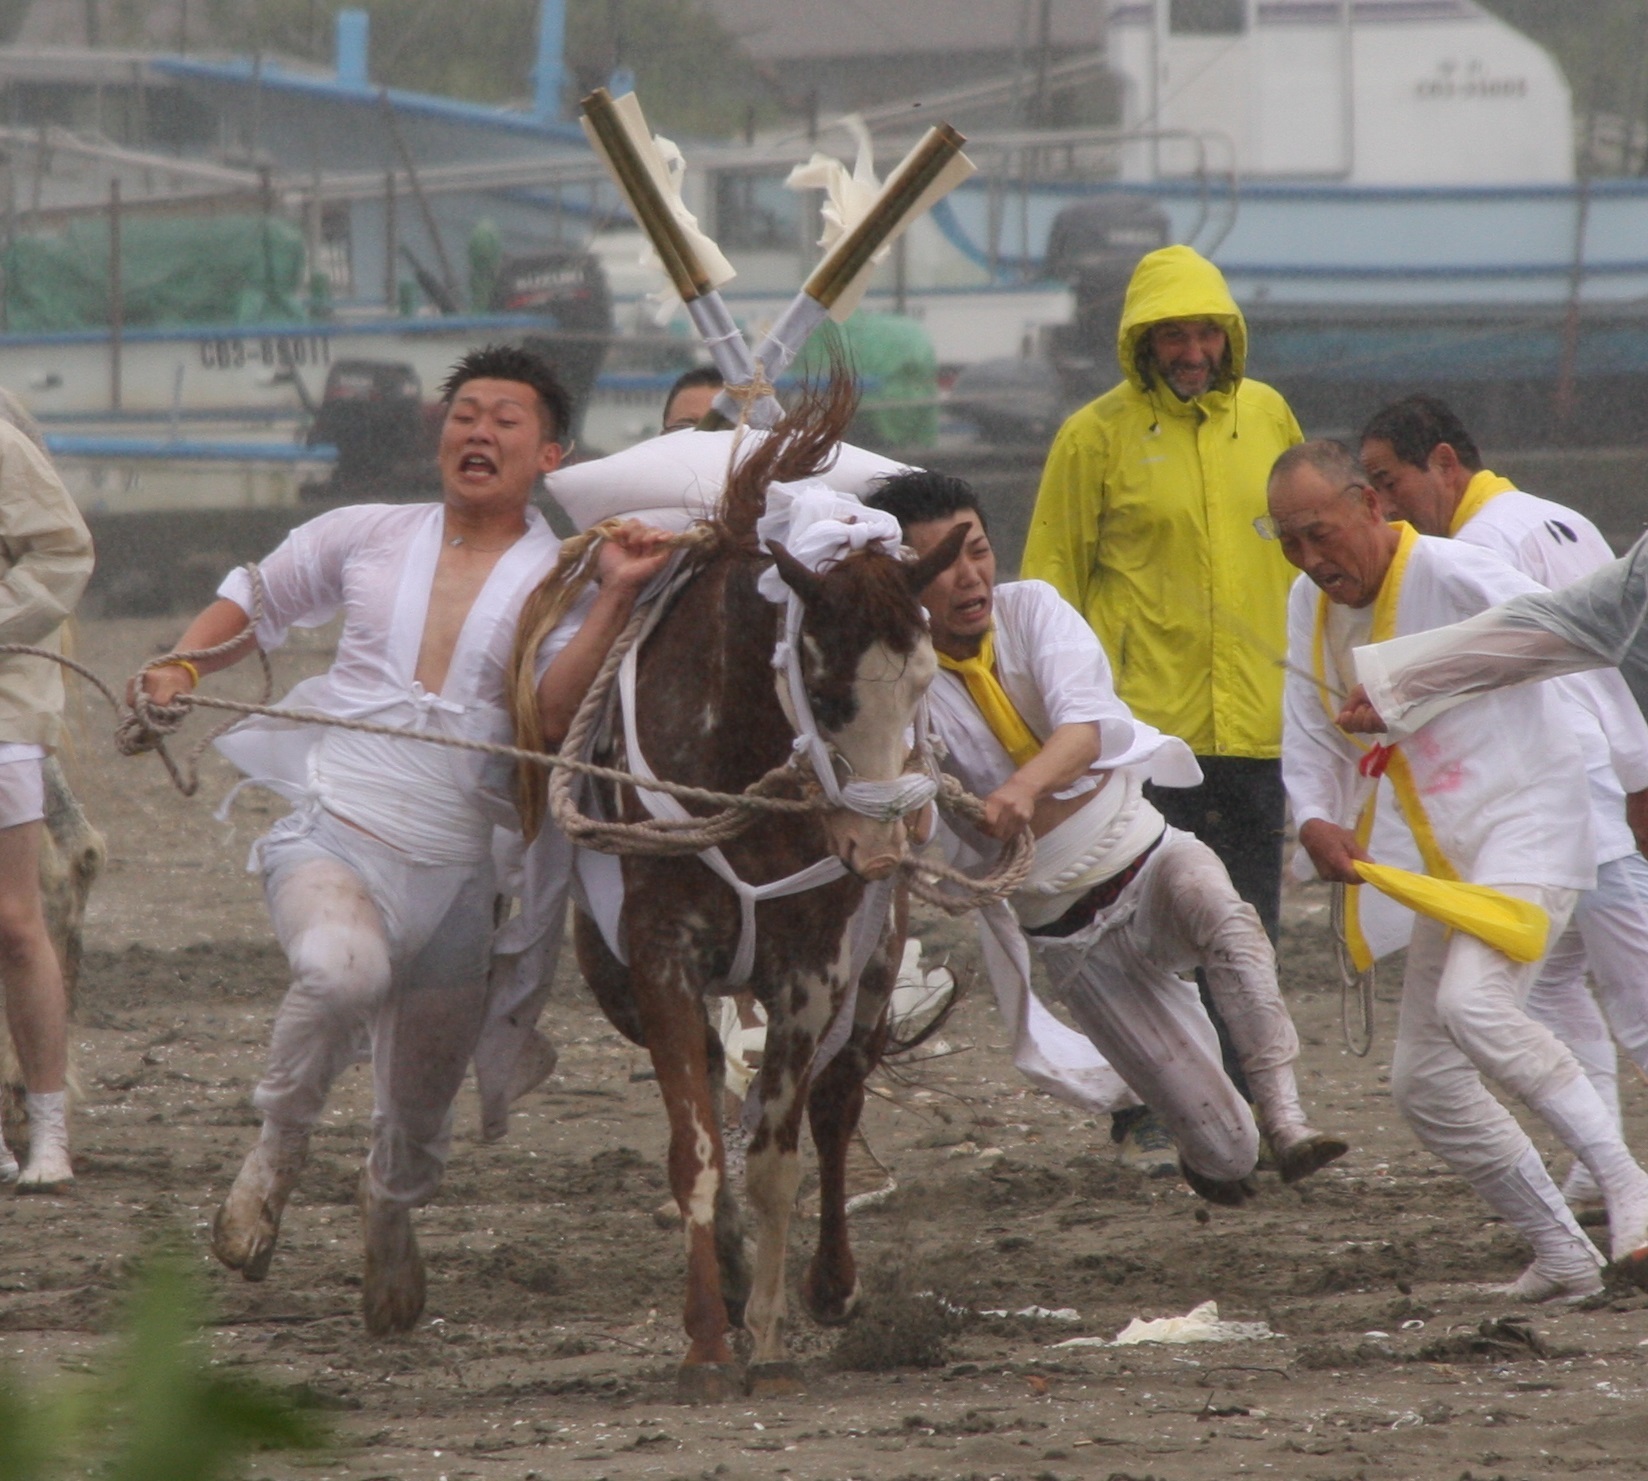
[108,176,122,412]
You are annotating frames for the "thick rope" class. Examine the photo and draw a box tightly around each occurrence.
[5,554,1031,906]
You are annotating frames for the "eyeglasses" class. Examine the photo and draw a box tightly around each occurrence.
[1253,482,1373,541]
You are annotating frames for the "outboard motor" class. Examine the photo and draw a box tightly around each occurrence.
[305,359,433,499]
[494,250,611,441]
[949,194,1171,444]
[1043,194,1173,405]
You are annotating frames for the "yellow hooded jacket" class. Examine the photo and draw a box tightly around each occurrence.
[1022,245,1301,758]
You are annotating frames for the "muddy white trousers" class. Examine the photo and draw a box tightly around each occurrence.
[252,811,495,1210]
[1032,827,1299,1182]
[1525,852,1648,1125]
[1391,885,1584,1180]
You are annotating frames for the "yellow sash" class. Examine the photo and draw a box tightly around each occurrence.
[1311,521,1548,967]
[937,630,1042,767]
[1447,468,1518,536]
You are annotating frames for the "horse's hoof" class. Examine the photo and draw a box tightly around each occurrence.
[803,1272,861,1327]
[361,1196,426,1336]
[746,1360,806,1397]
[675,1362,744,1405]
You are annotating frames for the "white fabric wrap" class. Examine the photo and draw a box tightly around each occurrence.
[545,429,912,535]
[754,481,904,601]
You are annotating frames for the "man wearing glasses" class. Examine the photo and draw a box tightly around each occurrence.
[1271,438,1648,1301]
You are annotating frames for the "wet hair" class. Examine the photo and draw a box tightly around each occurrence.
[662,364,725,422]
[1360,392,1483,473]
[439,344,571,441]
[864,469,989,536]
[1269,438,1369,491]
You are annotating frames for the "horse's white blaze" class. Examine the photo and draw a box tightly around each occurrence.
[824,636,937,878]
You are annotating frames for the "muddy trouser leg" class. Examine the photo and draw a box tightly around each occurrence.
[365,868,496,1210]
[1146,757,1285,1103]
[257,857,394,1139]
[1572,852,1648,1081]
[1036,883,1258,1184]
[1142,830,1329,1155]
[1524,919,1619,1206]
[1390,891,1601,1281]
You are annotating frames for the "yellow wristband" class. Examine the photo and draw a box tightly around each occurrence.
[160,658,200,688]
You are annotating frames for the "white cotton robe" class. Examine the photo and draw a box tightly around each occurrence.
[214,502,569,1157]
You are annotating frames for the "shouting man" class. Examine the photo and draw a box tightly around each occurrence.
[138,345,668,1332]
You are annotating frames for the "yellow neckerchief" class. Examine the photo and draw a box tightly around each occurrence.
[1312,522,1460,968]
[937,629,1042,767]
[1447,468,1518,536]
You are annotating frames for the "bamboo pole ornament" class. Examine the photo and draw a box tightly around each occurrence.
[804,124,973,319]
[703,122,976,429]
[579,88,706,300]
[580,88,771,423]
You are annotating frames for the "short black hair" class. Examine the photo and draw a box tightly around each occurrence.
[664,365,724,408]
[865,469,989,535]
[1360,392,1482,473]
[440,344,571,441]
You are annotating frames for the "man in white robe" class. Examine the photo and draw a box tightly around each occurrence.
[137,346,669,1333]
[867,471,1345,1206]
[1272,438,1648,1300]
[1360,393,1648,1213]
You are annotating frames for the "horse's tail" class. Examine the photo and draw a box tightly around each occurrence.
[719,351,860,547]
[507,528,607,840]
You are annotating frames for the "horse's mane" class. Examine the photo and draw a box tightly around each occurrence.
[717,364,861,549]
[507,366,862,838]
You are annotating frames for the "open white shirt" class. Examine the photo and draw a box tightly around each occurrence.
[215,502,562,861]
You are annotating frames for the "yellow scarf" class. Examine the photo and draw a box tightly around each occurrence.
[937,629,1041,767]
[1312,522,1549,968]
[1447,468,1518,536]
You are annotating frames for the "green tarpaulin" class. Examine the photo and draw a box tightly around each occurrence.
[2,214,307,332]
[794,312,939,449]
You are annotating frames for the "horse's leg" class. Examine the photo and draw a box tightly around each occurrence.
[742,964,840,1394]
[629,946,742,1403]
[573,910,646,1047]
[804,906,902,1327]
[704,1019,751,1329]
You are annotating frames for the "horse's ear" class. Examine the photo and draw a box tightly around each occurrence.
[767,540,824,604]
[905,522,970,594]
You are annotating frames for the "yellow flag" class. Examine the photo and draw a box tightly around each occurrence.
[1352,861,1550,963]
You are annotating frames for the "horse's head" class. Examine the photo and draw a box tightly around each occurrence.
[767,525,968,880]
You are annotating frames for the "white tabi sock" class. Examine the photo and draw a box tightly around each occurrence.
[1468,1147,1603,1297]
[18,1090,71,1190]
[1533,1075,1648,1261]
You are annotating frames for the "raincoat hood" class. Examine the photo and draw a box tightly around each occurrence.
[1117,245,1248,395]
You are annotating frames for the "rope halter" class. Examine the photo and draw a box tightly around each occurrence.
[757,482,941,825]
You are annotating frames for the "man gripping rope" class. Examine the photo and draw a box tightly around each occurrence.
[1272,439,1648,1300]
[137,346,669,1334]
[868,470,1345,1207]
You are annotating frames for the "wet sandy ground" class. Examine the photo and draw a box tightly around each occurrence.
[5,614,1647,1481]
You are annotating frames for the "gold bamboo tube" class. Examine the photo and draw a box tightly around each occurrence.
[803,123,966,309]
[580,88,711,302]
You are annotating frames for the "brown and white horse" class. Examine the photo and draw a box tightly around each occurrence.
[565,386,964,1401]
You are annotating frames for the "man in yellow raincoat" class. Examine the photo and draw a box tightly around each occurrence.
[1023,245,1301,1170]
